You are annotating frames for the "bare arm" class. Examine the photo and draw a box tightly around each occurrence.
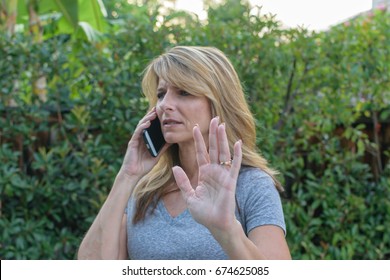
[77,173,137,259]
[210,222,291,259]
[77,108,170,260]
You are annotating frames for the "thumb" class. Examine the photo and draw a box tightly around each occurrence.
[172,166,194,200]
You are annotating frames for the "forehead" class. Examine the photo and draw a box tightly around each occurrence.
[157,78,179,91]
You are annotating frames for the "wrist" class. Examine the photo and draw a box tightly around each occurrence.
[210,220,261,260]
[113,169,142,196]
[209,219,244,246]
[117,168,142,183]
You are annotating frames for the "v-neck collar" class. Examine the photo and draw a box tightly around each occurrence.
[158,199,190,223]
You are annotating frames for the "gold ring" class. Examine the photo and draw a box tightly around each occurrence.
[220,160,232,167]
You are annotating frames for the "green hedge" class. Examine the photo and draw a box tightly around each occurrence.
[0,1,389,259]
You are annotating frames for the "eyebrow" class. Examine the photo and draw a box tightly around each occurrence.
[157,84,180,92]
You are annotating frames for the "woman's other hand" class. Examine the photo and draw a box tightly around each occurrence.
[172,117,242,233]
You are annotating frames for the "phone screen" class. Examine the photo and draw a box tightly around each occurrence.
[142,117,166,157]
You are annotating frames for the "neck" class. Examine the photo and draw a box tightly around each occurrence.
[177,142,198,187]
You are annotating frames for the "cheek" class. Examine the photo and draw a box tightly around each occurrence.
[202,102,212,122]
[198,109,212,131]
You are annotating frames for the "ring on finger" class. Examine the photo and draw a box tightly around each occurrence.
[219,160,232,167]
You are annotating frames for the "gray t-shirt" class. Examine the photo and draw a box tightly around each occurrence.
[125,166,286,260]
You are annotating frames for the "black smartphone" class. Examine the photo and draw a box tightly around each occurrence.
[142,117,166,157]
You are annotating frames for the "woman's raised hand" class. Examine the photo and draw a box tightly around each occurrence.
[120,108,169,180]
[172,117,242,234]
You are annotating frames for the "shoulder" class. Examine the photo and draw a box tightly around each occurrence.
[236,166,286,234]
[238,165,273,179]
[236,165,281,208]
[237,166,276,192]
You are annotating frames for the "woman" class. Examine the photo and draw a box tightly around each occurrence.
[77,46,291,260]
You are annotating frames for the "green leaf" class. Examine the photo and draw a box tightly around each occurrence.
[357,140,365,155]
[78,0,107,33]
[54,0,78,29]
[16,0,29,24]
[76,21,102,42]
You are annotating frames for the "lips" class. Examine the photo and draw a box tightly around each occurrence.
[162,118,183,126]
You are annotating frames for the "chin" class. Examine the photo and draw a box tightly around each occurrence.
[163,134,190,145]
[163,135,178,144]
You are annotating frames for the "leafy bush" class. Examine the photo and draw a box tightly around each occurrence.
[0,0,389,259]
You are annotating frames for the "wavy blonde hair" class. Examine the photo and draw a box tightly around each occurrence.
[132,46,282,223]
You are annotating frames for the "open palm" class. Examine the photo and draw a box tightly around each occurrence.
[173,117,242,233]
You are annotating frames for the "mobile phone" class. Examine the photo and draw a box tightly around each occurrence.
[142,117,166,157]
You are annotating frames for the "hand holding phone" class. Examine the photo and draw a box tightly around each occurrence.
[142,117,166,157]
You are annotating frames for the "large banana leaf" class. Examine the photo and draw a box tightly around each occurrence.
[14,0,107,39]
[78,0,107,32]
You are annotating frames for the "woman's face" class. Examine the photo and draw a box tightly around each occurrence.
[156,79,212,146]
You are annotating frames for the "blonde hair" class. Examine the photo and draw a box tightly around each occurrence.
[132,46,282,223]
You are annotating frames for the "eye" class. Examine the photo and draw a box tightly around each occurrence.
[157,91,165,99]
[179,90,190,96]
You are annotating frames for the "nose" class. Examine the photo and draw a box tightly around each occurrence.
[158,90,176,112]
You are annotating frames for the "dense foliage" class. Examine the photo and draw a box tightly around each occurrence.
[1,0,389,259]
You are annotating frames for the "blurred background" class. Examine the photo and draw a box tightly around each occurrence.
[0,0,389,259]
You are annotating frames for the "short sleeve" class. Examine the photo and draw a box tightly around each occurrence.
[236,167,286,235]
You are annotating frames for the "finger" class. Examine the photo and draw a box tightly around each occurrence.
[230,140,242,179]
[133,110,158,137]
[172,166,194,200]
[193,125,210,166]
[139,109,157,125]
[217,123,231,163]
[131,120,151,143]
[209,117,219,164]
